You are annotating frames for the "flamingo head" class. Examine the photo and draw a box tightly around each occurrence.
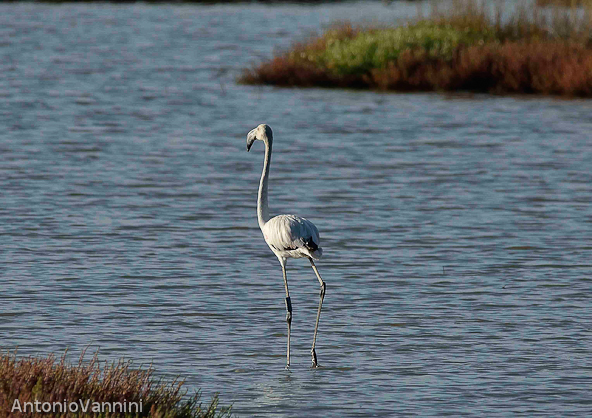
[247,124,273,152]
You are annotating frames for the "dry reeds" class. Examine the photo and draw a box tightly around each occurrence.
[0,350,232,418]
[240,0,592,96]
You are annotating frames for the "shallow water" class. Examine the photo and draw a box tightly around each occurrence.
[1,2,591,417]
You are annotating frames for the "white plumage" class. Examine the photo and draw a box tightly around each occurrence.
[246,124,327,369]
[263,214,323,261]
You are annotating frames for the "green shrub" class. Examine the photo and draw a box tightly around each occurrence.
[313,22,498,75]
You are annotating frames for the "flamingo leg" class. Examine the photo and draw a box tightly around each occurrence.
[280,260,292,369]
[309,258,326,368]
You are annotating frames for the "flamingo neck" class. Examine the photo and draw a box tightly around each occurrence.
[257,137,272,230]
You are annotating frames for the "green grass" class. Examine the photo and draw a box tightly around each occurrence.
[309,22,499,75]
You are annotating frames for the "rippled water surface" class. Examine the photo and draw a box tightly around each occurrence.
[1,3,592,417]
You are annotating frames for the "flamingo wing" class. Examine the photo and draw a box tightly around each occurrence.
[263,215,322,258]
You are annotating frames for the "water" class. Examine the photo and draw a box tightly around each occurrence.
[1,2,591,417]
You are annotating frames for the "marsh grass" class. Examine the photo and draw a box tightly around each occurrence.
[240,0,592,96]
[0,350,232,418]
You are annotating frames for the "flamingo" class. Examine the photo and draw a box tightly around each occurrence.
[246,124,326,369]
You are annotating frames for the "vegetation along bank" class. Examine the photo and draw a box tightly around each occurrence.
[241,0,592,97]
[0,350,232,418]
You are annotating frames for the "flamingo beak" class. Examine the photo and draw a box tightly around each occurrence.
[246,129,256,152]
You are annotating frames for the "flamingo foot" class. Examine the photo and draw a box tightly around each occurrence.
[311,349,319,368]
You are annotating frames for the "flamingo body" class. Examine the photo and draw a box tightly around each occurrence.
[263,214,323,261]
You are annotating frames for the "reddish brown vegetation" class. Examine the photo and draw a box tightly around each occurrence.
[242,40,592,96]
[372,41,592,96]
[0,350,231,418]
[241,55,360,88]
